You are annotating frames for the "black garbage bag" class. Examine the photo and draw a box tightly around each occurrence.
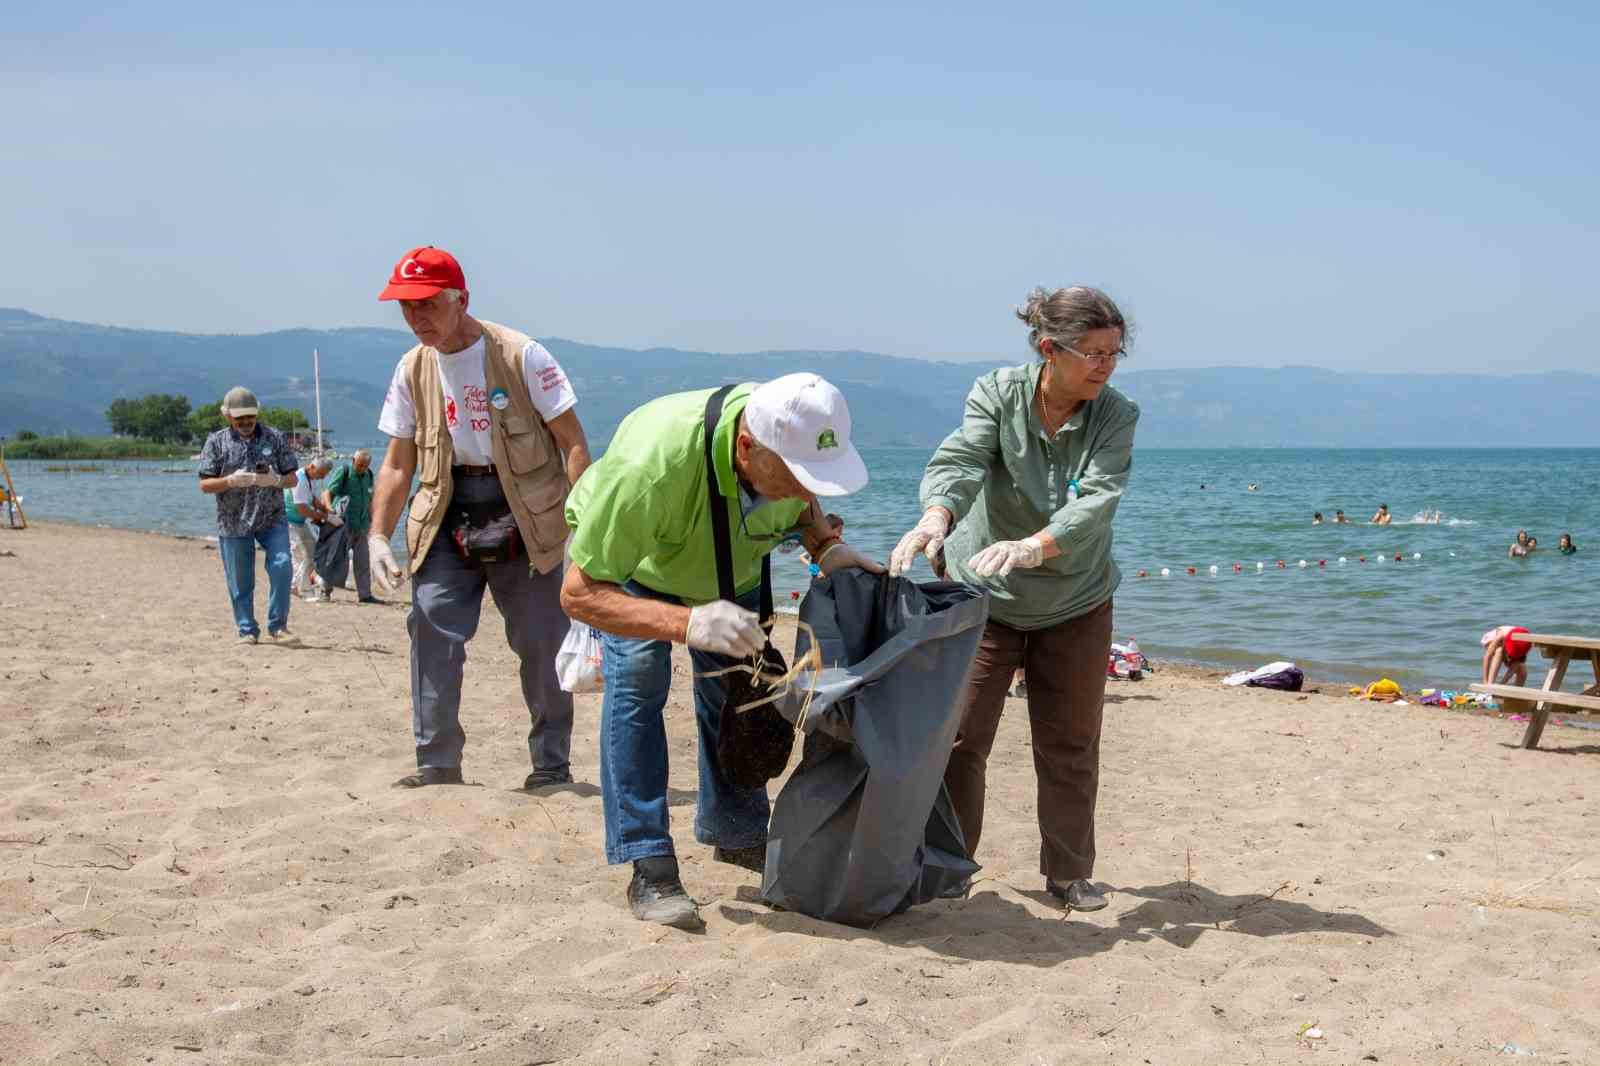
[314,517,351,591]
[762,570,989,926]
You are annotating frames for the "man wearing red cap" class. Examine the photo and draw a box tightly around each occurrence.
[367,246,592,791]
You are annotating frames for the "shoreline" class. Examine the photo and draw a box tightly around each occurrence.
[4,519,1578,730]
[0,517,1518,695]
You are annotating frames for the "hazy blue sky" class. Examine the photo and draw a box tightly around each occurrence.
[2,1,1596,370]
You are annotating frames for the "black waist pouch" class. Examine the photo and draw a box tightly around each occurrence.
[703,386,795,790]
[446,473,522,565]
[452,512,522,564]
[717,639,795,790]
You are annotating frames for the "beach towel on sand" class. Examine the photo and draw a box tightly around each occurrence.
[1222,661,1304,691]
[763,570,987,926]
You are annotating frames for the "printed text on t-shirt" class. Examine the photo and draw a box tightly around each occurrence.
[463,385,490,432]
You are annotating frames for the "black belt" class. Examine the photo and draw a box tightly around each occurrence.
[453,463,497,477]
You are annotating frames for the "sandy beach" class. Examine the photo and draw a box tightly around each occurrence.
[1,521,1596,1065]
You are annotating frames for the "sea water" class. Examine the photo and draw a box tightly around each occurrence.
[9,447,1595,688]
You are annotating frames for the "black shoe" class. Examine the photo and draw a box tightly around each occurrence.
[394,767,464,788]
[522,768,573,790]
[712,842,767,875]
[627,857,701,928]
[359,596,386,604]
[1047,877,1108,911]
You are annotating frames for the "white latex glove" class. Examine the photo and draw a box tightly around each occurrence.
[369,534,406,593]
[817,541,886,577]
[225,469,258,489]
[685,600,765,658]
[967,536,1046,578]
[324,513,344,527]
[888,508,951,577]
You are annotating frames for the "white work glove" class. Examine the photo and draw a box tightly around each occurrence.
[685,600,766,658]
[324,513,344,527]
[888,508,951,577]
[369,534,406,593]
[967,536,1046,578]
[225,469,258,489]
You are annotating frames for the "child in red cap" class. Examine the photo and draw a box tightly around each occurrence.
[1480,625,1531,687]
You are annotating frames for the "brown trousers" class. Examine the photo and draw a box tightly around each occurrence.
[943,598,1113,882]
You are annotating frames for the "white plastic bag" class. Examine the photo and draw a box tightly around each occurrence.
[556,622,604,694]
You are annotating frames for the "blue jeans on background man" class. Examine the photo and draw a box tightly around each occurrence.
[599,581,771,865]
[219,521,293,637]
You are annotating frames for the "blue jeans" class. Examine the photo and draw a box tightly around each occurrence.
[219,521,293,637]
[599,582,771,864]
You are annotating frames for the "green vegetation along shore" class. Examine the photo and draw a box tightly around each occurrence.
[3,435,192,460]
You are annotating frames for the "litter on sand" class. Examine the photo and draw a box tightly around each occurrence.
[1108,638,1147,680]
[1222,662,1303,691]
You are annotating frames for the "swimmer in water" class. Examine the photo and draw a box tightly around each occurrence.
[1312,511,1323,525]
[1371,504,1392,526]
[1247,482,1258,491]
[1334,509,1348,524]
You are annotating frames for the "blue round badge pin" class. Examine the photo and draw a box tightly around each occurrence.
[489,387,511,411]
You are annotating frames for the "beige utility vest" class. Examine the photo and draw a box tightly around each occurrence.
[403,319,570,576]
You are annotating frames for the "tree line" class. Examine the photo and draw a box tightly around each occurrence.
[104,394,310,444]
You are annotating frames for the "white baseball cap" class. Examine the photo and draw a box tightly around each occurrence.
[743,373,868,496]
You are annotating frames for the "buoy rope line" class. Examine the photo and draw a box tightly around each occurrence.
[1134,551,1448,578]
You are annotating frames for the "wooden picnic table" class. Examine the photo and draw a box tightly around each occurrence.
[1471,632,1600,749]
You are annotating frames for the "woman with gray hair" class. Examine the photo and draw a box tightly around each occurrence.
[888,285,1140,910]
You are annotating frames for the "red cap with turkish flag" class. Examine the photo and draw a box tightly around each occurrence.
[378,246,468,301]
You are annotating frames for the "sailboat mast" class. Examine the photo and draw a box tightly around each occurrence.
[313,348,324,456]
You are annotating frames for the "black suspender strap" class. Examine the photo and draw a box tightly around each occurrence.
[702,386,774,626]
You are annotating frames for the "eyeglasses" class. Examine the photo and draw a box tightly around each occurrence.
[1054,342,1127,366]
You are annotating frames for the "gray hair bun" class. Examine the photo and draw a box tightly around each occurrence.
[1016,285,1130,358]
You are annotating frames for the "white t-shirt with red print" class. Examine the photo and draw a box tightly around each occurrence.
[377,335,578,466]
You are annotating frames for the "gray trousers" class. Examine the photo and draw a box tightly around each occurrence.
[349,529,372,600]
[407,538,574,773]
[287,522,318,596]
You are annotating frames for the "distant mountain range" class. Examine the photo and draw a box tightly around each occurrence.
[3,307,1596,449]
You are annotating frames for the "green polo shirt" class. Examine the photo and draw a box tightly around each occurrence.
[566,384,809,606]
[921,363,1140,631]
[325,462,373,532]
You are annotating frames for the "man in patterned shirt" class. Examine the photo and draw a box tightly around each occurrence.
[196,386,302,644]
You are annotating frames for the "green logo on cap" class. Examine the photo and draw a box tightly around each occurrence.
[817,428,838,450]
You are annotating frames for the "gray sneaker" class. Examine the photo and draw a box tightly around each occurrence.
[628,857,701,929]
[1047,878,1108,911]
